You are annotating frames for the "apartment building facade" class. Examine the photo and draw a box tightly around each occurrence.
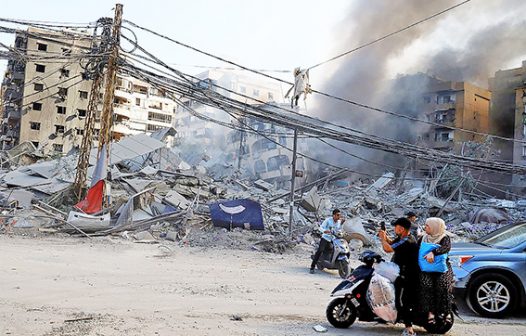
[0,27,93,154]
[225,104,308,187]
[174,69,284,144]
[0,28,177,154]
[489,60,526,190]
[113,76,177,142]
[421,80,491,152]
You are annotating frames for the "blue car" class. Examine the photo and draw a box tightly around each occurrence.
[450,222,526,318]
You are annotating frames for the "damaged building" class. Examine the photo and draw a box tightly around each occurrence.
[489,60,526,192]
[0,27,93,153]
[421,80,491,151]
[0,28,179,155]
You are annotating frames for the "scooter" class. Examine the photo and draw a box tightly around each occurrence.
[326,250,455,334]
[311,230,351,278]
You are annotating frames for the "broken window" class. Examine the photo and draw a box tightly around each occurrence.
[437,94,456,104]
[148,111,172,123]
[31,141,39,148]
[78,109,87,117]
[147,124,164,131]
[79,90,88,99]
[254,160,266,174]
[58,87,68,97]
[37,43,47,51]
[52,144,63,152]
[76,128,84,135]
[35,64,45,73]
[252,138,277,153]
[55,125,65,133]
[30,122,41,130]
[135,98,141,106]
[61,48,71,56]
[268,92,274,100]
[60,68,70,78]
[34,83,44,91]
[56,106,66,114]
[423,96,431,104]
[32,102,42,110]
[267,155,290,171]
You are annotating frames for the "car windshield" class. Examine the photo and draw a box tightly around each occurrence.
[477,223,526,249]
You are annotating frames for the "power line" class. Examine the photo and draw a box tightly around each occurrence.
[119,44,526,175]
[121,59,526,175]
[307,0,472,70]
[123,17,526,146]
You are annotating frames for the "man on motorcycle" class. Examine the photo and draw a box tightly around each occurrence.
[310,209,344,274]
[379,217,419,336]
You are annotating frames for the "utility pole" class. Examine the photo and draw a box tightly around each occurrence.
[288,128,298,237]
[237,118,246,170]
[73,5,123,201]
[98,4,123,159]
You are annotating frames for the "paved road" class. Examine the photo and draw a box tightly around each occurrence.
[0,236,524,335]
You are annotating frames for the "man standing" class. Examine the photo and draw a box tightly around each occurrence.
[406,211,420,238]
[310,209,344,274]
[379,217,419,336]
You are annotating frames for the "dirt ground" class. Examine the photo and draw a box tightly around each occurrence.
[1,235,525,336]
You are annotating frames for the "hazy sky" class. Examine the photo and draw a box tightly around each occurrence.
[0,0,524,91]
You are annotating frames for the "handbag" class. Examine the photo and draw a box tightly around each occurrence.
[418,242,448,273]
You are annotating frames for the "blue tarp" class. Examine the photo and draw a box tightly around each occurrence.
[209,199,264,230]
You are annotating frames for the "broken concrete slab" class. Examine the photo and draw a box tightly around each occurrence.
[254,179,273,191]
[133,231,156,241]
[365,172,394,194]
[300,186,322,213]
[164,190,190,210]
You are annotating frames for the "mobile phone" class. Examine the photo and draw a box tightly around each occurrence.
[380,221,386,231]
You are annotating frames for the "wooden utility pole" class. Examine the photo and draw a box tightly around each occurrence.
[73,75,104,199]
[73,4,123,200]
[288,128,298,237]
[98,4,123,158]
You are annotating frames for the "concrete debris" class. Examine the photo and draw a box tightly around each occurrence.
[300,186,322,213]
[254,179,273,191]
[1,128,525,254]
[312,325,328,333]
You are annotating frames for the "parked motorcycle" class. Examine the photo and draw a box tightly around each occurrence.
[326,250,455,334]
[311,230,351,278]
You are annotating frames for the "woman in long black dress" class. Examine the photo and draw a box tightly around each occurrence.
[418,217,454,324]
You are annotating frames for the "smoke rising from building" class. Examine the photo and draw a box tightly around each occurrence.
[307,0,526,175]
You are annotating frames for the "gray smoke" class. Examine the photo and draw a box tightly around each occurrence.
[307,0,526,176]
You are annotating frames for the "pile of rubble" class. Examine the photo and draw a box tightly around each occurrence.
[1,129,525,254]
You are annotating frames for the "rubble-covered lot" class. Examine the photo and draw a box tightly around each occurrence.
[1,236,525,336]
[1,131,525,249]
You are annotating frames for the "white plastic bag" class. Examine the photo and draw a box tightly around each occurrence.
[366,273,397,323]
[374,261,400,283]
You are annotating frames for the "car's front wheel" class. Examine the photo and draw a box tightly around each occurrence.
[468,273,517,318]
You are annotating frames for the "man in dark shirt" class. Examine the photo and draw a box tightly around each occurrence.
[379,217,419,336]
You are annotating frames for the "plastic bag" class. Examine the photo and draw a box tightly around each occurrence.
[419,242,448,273]
[374,261,400,283]
[366,273,397,323]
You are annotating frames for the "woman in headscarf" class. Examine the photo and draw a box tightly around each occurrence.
[418,217,454,325]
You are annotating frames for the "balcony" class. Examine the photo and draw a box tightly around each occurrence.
[113,103,132,118]
[434,102,455,111]
[114,87,134,102]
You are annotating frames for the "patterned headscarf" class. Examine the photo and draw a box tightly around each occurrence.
[423,217,447,244]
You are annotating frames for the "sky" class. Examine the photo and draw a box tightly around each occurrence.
[0,0,524,90]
